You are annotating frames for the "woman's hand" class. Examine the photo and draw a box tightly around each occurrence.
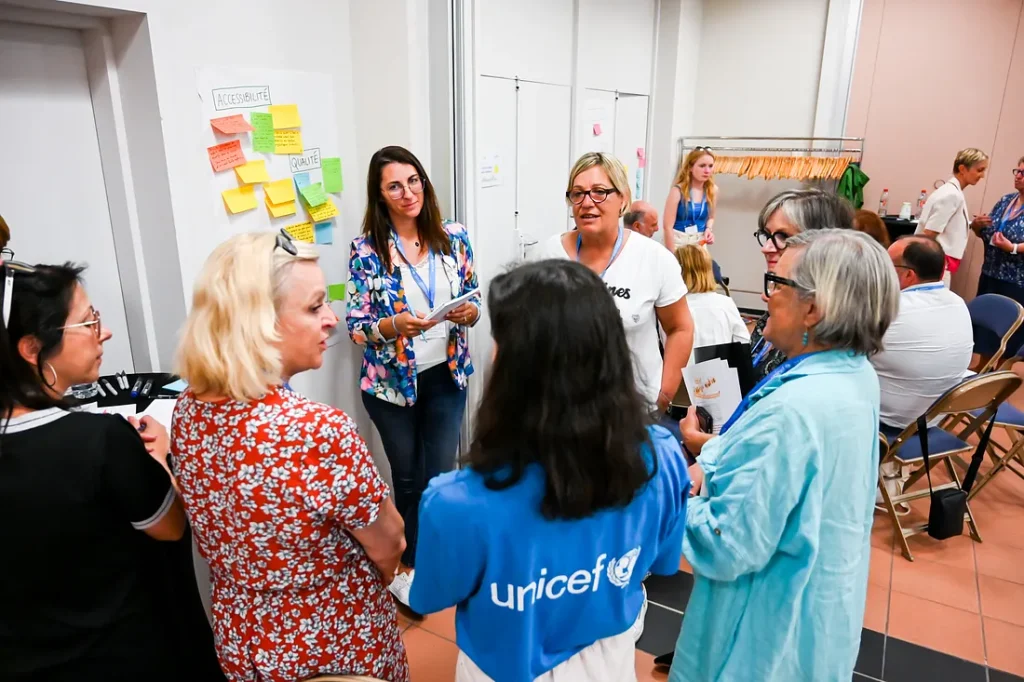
[445,302,478,326]
[971,215,993,234]
[128,415,178,490]
[700,230,715,246]
[680,406,713,456]
[393,311,438,338]
[688,461,705,496]
[993,231,1015,253]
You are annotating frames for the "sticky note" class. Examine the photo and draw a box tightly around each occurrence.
[250,112,275,153]
[234,159,270,184]
[307,198,339,222]
[314,221,334,245]
[637,147,646,168]
[265,194,297,218]
[592,122,602,136]
[222,185,257,214]
[274,129,303,154]
[327,283,346,302]
[162,379,188,392]
[269,104,301,129]
[294,171,311,193]
[210,114,253,134]
[300,182,328,207]
[284,221,315,243]
[207,140,246,172]
[265,179,296,205]
[322,157,343,193]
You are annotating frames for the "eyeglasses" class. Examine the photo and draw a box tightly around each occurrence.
[2,258,36,328]
[384,176,424,200]
[566,188,620,205]
[1013,169,1024,179]
[754,229,792,251]
[275,229,297,256]
[61,307,102,338]
[764,271,814,298]
[893,264,918,276]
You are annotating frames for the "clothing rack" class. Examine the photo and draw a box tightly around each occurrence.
[678,136,865,182]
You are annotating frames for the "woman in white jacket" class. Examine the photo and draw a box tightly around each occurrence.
[675,244,749,363]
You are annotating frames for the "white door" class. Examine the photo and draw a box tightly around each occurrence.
[613,94,650,202]
[0,22,135,373]
[517,81,572,255]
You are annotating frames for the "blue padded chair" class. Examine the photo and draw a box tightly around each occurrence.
[968,294,1024,373]
[878,370,1021,561]
[711,259,730,296]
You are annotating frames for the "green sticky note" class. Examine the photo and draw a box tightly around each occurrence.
[322,157,343,193]
[250,112,275,153]
[327,283,346,302]
[300,181,328,207]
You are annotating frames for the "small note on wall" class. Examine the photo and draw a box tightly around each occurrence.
[300,182,328,207]
[208,140,246,172]
[322,157,343,193]
[210,114,253,134]
[265,194,296,218]
[222,185,257,214]
[274,129,303,154]
[269,104,302,129]
[314,221,333,245]
[250,112,275,153]
[235,159,270,184]
[265,179,296,205]
[307,198,339,222]
[284,221,315,243]
[293,171,311,193]
[327,283,346,302]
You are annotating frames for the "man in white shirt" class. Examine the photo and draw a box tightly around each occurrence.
[623,201,659,239]
[915,148,989,285]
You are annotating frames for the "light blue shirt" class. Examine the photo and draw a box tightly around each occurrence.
[671,350,879,682]
[409,426,691,682]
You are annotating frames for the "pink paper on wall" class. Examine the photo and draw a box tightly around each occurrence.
[637,147,647,168]
[592,123,603,136]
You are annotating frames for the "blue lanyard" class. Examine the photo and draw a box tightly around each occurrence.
[719,352,820,435]
[394,233,436,309]
[905,283,945,293]
[686,195,706,226]
[751,335,773,367]
[576,227,625,279]
[996,195,1024,233]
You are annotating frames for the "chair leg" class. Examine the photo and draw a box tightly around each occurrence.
[968,439,1024,501]
[945,456,983,543]
[878,468,914,561]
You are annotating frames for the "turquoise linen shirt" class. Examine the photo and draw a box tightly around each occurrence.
[670,350,879,682]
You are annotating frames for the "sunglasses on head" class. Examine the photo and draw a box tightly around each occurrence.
[275,229,298,256]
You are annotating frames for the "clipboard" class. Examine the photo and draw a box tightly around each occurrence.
[693,342,756,396]
[426,289,481,322]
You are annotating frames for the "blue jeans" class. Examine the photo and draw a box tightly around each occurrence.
[361,363,467,567]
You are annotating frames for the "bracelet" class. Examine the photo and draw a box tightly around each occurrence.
[1014,243,1019,255]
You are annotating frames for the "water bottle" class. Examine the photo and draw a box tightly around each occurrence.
[878,189,889,216]
[916,189,927,218]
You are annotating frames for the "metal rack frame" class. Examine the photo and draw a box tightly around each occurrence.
[678,135,865,162]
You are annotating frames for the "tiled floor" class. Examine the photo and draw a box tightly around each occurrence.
[399,384,1024,681]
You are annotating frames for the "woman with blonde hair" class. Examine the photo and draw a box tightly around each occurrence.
[172,230,409,682]
[663,147,718,249]
[675,244,749,361]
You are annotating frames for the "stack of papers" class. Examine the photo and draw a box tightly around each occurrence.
[682,359,743,434]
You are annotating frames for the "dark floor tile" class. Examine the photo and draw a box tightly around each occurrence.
[644,571,694,613]
[636,603,683,657]
[854,628,884,679]
[853,674,882,682]
[990,668,1024,682]
[883,636,986,682]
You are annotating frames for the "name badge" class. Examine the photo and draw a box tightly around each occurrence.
[422,322,447,341]
[684,225,699,235]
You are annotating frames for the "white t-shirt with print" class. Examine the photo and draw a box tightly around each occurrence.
[534,232,688,407]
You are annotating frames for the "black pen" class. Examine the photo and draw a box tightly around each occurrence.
[130,377,143,398]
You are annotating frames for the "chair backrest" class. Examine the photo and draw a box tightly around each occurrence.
[969,294,1024,372]
[887,370,1022,451]
[997,336,1024,371]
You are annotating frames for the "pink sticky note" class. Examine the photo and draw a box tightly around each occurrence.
[210,114,254,134]
[207,140,246,172]
[593,123,602,136]
[637,147,646,160]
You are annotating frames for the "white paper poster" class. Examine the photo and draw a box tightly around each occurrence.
[480,154,502,188]
[682,359,743,435]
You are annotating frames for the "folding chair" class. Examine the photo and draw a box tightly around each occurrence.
[968,294,1024,373]
[877,371,1022,561]
[712,259,730,297]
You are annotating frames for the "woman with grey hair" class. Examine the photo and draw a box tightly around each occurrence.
[668,230,899,682]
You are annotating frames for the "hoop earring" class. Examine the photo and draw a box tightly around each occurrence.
[43,362,58,388]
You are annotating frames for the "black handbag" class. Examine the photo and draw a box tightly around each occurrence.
[916,413,996,540]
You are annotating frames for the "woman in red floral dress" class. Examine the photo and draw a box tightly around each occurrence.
[171,231,409,682]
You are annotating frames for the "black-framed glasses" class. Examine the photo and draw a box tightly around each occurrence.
[1013,169,1024,179]
[754,229,792,251]
[566,188,620,205]
[60,306,102,338]
[764,271,814,298]
[384,175,424,200]
[2,258,37,328]
[275,229,298,256]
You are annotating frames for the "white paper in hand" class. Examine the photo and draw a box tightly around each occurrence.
[426,290,481,322]
[682,359,743,435]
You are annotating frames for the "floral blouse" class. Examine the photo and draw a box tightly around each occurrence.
[171,387,409,682]
[979,192,1024,287]
[346,221,479,407]
[749,312,787,382]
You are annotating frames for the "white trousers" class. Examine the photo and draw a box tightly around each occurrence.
[455,630,636,682]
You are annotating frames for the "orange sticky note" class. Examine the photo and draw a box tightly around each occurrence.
[265,194,297,218]
[307,198,339,222]
[235,159,270,184]
[208,140,246,172]
[284,221,315,243]
[269,104,301,129]
[273,129,303,154]
[222,185,257,214]
[210,114,254,134]
[265,178,297,205]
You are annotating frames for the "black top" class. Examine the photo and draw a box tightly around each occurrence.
[750,312,788,382]
[0,408,221,681]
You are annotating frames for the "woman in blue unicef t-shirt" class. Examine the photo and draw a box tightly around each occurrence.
[408,259,691,682]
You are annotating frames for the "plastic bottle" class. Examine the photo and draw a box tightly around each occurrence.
[878,189,889,216]
[916,189,927,218]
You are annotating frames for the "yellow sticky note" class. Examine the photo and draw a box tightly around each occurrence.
[269,104,301,129]
[234,159,270,184]
[274,129,303,154]
[307,198,339,222]
[265,178,297,205]
[265,194,297,218]
[284,221,315,243]
[222,185,257,214]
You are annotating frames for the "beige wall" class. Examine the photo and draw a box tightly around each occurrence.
[846,0,1024,299]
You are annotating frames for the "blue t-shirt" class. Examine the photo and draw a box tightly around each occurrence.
[408,425,690,681]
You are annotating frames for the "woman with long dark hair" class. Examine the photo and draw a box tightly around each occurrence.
[407,260,690,682]
[346,145,480,608]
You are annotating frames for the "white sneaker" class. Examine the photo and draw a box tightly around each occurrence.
[389,569,414,607]
[630,584,648,643]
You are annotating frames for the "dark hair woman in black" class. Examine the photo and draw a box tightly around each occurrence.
[403,260,691,682]
[0,260,220,681]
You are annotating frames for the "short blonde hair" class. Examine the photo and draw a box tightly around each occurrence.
[953,148,989,174]
[566,152,632,216]
[176,232,319,401]
[675,244,716,294]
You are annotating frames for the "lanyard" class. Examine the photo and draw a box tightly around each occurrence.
[720,351,820,435]
[576,227,625,279]
[686,195,706,226]
[751,335,773,367]
[394,234,436,309]
[997,195,1024,232]
[905,283,945,293]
